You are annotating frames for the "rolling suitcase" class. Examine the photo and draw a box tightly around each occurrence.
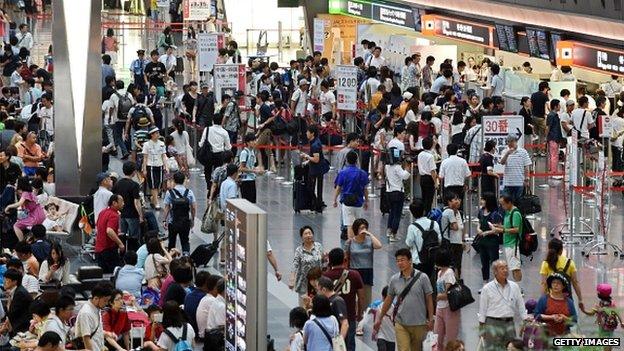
[191,231,225,267]
[293,164,315,213]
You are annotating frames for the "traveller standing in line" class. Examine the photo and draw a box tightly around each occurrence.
[417,136,438,214]
[530,81,550,156]
[384,148,411,242]
[199,113,232,189]
[475,193,503,290]
[162,172,196,256]
[546,99,564,175]
[333,151,369,240]
[479,260,528,351]
[374,248,434,351]
[301,125,328,213]
[422,56,435,92]
[500,135,531,203]
[440,193,465,277]
[438,144,471,210]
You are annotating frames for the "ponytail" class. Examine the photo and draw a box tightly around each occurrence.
[545,238,564,271]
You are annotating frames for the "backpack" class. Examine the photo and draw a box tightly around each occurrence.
[169,189,191,221]
[554,258,572,292]
[512,209,538,258]
[116,92,133,121]
[131,105,150,129]
[413,220,439,265]
[163,324,193,351]
[597,308,620,332]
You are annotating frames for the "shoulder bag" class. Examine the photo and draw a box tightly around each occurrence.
[332,269,350,293]
[447,279,476,311]
[392,272,422,323]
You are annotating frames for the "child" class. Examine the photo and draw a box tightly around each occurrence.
[239,133,264,203]
[521,298,548,350]
[288,307,307,351]
[42,202,66,231]
[373,286,396,351]
[581,283,624,346]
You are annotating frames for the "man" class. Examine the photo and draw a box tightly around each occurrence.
[95,194,125,273]
[158,45,177,80]
[610,108,624,185]
[205,278,226,330]
[317,276,349,339]
[130,49,149,94]
[359,67,380,108]
[522,61,532,74]
[17,131,44,176]
[559,99,575,137]
[30,224,51,264]
[199,113,232,186]
[490,64,504,97]
[219,164,240,211]
[604,75,623,114]
[421,56,435,92]
[290,79,309,144]
[109,80,132,159]
[374,248,434,351]
[162,171,196,255]
[6,258,39,295]
[430,69,452,97]
[590,96,608,142]
[354,57,366,88]
[15,24,33,51]
[333,151,369,240]
[1,45,20,87]
[440,193,465,277]
[405,199,442,286]
[492,196,524,283]
[388,125,406,152]
[0,269,33,335]
[43,296,75,345]
[417,137,438,214]
[23,78,42,106]
[93,172,113,223]
[112,161,144,250]
[239,133,264,203]
[0,149,20,191]
[195,83,215,127]
[114,250,144,299]
[367,46,387,69]
[530,82,550,155]
[439,144,471,206]
[491,96,505,116]
[144,49,167,97]
[30,64,52,85]
[319,80,337,121]
[478,260,528,350]
[101,54,116,88]
[363,41,375,65]
[221,93,242,153]
[75,283,114,351]
[36,332,63,351]
[334,133,359,170]
[38,93,54,141]
[323,248,364,351]
[15,240,39,277]
[184,271,211,333]
[500,135,532,203]
[196,274,221,338]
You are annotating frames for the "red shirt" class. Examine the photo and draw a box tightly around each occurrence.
[102,309,131,335]
[543,296,570,336]
[323,268,364,321]
[95,207,120,252]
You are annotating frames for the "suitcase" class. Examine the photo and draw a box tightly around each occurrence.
[380,185,390,214]
[191,232,225,267]
[76,266,103,281]
[293,180,315,213]
[175,56,184,72]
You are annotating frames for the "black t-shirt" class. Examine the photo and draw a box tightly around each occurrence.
[590,108,606,140]
[34,68,51,82]
[196,93,214,127]
[0,161,21,191]
[163,282,187,306]
[519,107,533,135]
[259,103,274,125]
[112,178,141,218]
[181,93,196,115]
[530,91,549,118]
[1,54,19,77]
[144,61,166,87]
[329,294,348,323]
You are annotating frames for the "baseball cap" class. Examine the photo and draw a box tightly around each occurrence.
[96,172,111,184]
[299,79,309,86]
[402,91,413,100]
[566,99,575,106]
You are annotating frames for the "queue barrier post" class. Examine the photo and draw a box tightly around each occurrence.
[188,123,201,173]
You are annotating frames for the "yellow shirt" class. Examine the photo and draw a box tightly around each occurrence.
[370,92,383,110]
[539,255,577,277]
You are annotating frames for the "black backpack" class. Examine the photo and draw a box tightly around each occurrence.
[116,92,134,121]
[512,208,538,258]
[413,220,440,265]
[169,189,191,221]
[131,105,149,129]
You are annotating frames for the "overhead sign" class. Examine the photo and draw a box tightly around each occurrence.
[335,65,358,111]
[481,115,524,173]
[183,0,212,21]
[313,18,327,52]
[421,15,493,47]
[213,64,246,106]
[567,42,624,75]
[328,0,417,29]
[198,32,223,72]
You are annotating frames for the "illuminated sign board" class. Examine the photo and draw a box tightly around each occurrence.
[328,0,417,29]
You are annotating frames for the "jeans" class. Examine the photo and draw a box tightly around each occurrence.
[113,122,129,157]
[120,217,141,240]
[346,319,356,351]
[227,130,238,155]
[387,192,404,234]
[376,339,396,351]
[503,186,524,204]
[420,175,435,214]
[203,152,224,189]
[479,238,500,281]
[168,219,191,254]
[612,146,623,173]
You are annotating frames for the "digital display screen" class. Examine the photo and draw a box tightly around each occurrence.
[412,7,422,32]
[549,32,562,63]
[495,24,518,53]
[225,207,247,351]
[526,27,550,60]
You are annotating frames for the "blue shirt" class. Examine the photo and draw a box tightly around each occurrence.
[101,64,116,88]
[308,138,324,176]
[163,184,196,223]
[115,265,144,299]
[184,288,206,332]
[302,316,339,351]
[334,165,369,207]
[136,244,148,268]
[239,147,257,181]
[219,177,238,210]
[430,75,449,94]
[130,58,149,76]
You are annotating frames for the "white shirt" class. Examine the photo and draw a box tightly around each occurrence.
[205,295,225,329]
[15,31,33,50]
[478,279,528,323]
[439,155,471,187]
[199,125,231,153]
[571,108,594,139]
[436,268,456,309]
[43,314,70,344]
[22,274,40,294]
[368,55,387,69]
[441,208,463,244]
[417,150,436,176]
[75,301,104,351]
[144,253,168,281]
[158,54,176,72]
[611,115,624,148]
[384,164,410,192]
[404,110,417,125]
[559,111,572,137]
[93,186,113,223]
[170,130,190,155]
[604,80,624,98]
[319,90,336,115]
[291,89,308,116]
[359,77,381,104]
[101,99,116,126]
[196,294,216,337]
[387,138,405,152]
[39,105,54,136]
[142,139,166,167]
[491,74,504,97]
[10,70,23,87]
[157,323,196,351]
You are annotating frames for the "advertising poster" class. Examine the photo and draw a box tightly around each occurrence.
[313,18,327,53]
[183,0,212,21]
[334,65,358,111]
[481,115,524,173]
[156,0,170,8]
[213,64,246,106]
[198,32,223,72]
[440,115,450,159]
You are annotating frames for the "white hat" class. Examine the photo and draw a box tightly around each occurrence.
[299,79,309,86]
[402,91,413,100]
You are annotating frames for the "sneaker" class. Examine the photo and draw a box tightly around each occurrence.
[478,288,482,294]
[356,329,364,336]
[388,234,398,242]
[385,228,392,237]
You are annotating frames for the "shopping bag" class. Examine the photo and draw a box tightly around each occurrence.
[422,331,438,351]
[201,200,222,234]
[185,144,196,167]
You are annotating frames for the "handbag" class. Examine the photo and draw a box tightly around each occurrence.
[312,318,346,351]
[447,279,475,311]
[167,156,179,172]
[471,234,484,253]
[201,200,222,234]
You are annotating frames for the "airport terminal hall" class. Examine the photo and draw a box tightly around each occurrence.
[0,0,623,350]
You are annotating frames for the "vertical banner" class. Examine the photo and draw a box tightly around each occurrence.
[334,65,358,111]
[213,63,246,107]
[481,115,524,173]
[567,133,578,186]
[313,18,327,52]
[156,0,170,8]
[184,0,212,21]
[198,32,223,72]
[440,115,450,159]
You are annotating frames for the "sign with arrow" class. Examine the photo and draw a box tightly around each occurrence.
[481,115,525,173]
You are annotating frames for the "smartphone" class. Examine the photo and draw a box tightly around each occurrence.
[153,313,163,323]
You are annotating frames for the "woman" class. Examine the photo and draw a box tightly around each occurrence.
[289,226,324,306]
[519,96,534,141]
[288,307,308,351]
[4,177,45,241]
[170,119,190,176]
[145,238,172,288]
[534,273,578,337]
[345,218,382,308]
[102,28,119,66]
[464,94,481,118]
[157,26,174,55]
[39,242,71,285]
[400,56,417,93]
[450,110,465,146]
[404,99,419,125]
[380,66,394,93]
[433,249,461,349]
[103,289,131,351]
[142,126,169,209]
[164,135,181,177]
[475,192,503,288]
[17,301,52,350]
[465,57,478,82]
[302,295,339,351]
[184,26,197,81]
[540,238,583,307]
[146,85,164,129]
[373,116,393,177]
[479,140,499,195]
[145,301,195,351]
[301,125,328,212]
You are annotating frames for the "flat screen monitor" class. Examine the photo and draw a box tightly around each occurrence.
[526,27,550,60]
[549,32,562,63]
[495,24,518,53]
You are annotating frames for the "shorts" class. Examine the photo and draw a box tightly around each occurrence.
[257,128,272,146]
[341,204,363,228]
[146,166,163,190]
[503,246,521,271]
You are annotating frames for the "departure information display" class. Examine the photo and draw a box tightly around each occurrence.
[495,24,518,53]
[526,27,550,60]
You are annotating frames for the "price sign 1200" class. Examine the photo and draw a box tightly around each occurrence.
[338,77,357,88]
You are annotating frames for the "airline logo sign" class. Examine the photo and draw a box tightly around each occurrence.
[557,41,624,75]
[421,15,493,47]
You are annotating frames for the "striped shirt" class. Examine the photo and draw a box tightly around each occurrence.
[502,148,532,186]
